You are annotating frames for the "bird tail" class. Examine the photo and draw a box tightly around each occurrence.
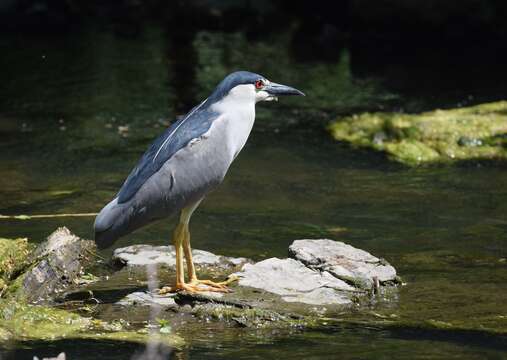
[94,197,125,249]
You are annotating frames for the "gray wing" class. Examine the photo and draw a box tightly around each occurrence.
[117,101,218,203]
[94,111,232,249]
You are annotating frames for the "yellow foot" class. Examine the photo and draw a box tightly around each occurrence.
[158,275,239,294]
[158,282,229,294]
[190,274,239,290]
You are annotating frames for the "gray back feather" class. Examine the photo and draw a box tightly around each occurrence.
[117,103,219,203]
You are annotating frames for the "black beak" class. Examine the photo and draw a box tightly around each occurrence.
[264,82,305,96]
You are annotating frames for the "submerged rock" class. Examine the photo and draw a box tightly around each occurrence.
[11,227,96,303]
[0,299,184,347]
[117,291,177,308]
[328,101,507,165]
[112,244,250,270]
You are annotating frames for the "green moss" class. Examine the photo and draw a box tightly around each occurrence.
[81,331,184,347]
[328,101,507,165]
[0,238,32,286]
[384,140,441,165]
[0,326,12,341]
[0,300,183,347]
[4,271,28,301]
[336,275,371,290]
[0,301,91,340]
[192,304,312,328]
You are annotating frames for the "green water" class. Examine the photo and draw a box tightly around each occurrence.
[1,25,507,359]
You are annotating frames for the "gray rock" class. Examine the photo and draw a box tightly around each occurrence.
[112,244,249,270]
[113,240,398,308]
[20,227,96,303]
[116,291,177,307]
[116,290,225,308]
[289,239,397,289]
[236,258,355,305]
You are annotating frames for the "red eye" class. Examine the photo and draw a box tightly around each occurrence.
[255,80,264,89]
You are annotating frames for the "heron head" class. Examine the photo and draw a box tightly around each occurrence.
[252,76,305,103]
[210,71,305,104]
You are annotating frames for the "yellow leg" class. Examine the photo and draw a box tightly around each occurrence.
[159,200,235,294]
[182,223,237,290]
[181,223,197,282]
[159,223,190,294]
[174,224,185,287]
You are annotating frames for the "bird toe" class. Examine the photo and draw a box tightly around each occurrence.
[158,282,230,294]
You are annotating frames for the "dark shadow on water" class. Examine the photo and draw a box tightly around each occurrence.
[392,327,507,352]
[96,286,146,304]
[317,323,507,353]
[1,339,179,360]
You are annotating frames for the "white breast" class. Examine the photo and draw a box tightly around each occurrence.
[210,84,256,159]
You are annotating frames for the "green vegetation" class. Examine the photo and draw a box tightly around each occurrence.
[0,238,32,281]
[192,303,312,328]
[328,101,507,165]
[193,32,397,113]
[0,238,33,297]
[0,236,183,348]
[0,301,91,340]
[0,300,183,347]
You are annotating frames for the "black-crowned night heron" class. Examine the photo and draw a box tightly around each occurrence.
[94,71,304,293]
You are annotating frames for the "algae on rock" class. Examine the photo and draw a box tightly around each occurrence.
[0,238,32,283]
[2,227,98,303]
[0,238,33,297]
[328,101,507,165]
[0,300,184,347]
[0,228,184,348]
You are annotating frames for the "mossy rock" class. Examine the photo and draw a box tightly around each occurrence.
[0,238,32,286]
[4,227,98,303]
[0,300,184,347]
[0,301,91,340]
[328,101,507,165]
[0,326,12,341]
[191,303,309,328]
